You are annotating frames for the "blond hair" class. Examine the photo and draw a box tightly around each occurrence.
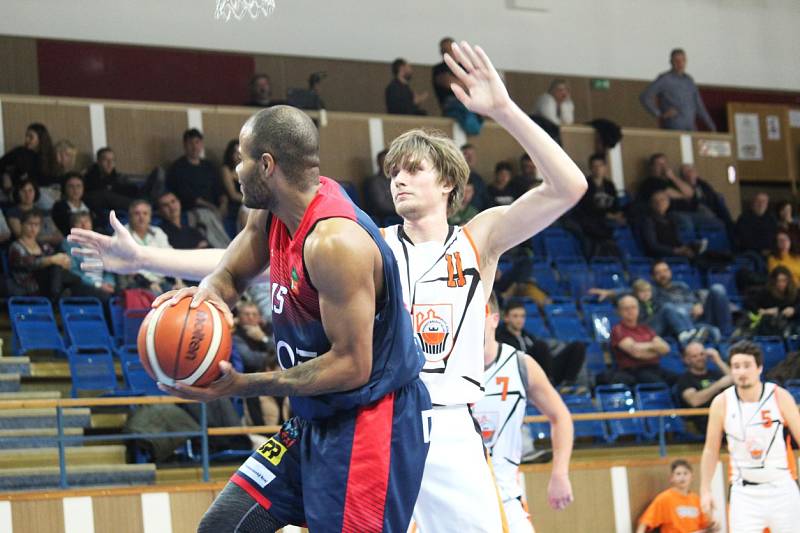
[631,278,652,293]
[383,128,469,216]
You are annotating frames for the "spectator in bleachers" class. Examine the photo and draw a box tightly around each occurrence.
[745,266,800,337]
[362,149,396,224]
[652,260,733,336]
[496,300,586,388]
[166,128,231,248]
[767,229,800,284]
[533,79,575,126]
[632,278,718,345]
[669,163,727,235]
[432,37,483,134]
[574,153,624,257]
[641,191,705,260]
[775,200,800,240]
[124,199,181,293]
[637,153,694,206]
[448,182,479,225]
[220,139,243,220]
[610,294,675,386]
[635,459,716,533]
[51,173,91,236]
[8,209,105,301]
[509,153,541,198]
[736,192,777,260]
[246,73,282,107]
[0,122,58,187]
[5,178,63,246]
[385,58,428,116]
[460,143,489,211]
[488,162,516,207]
[156,192,208,250]
[83,147,137,214]
[63,212,116,297]
[233,301,274,374]
[38,139,78,210]
[675,342,731,417]
[639,48,716,132]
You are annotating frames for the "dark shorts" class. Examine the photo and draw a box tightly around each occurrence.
[229,378,431,532]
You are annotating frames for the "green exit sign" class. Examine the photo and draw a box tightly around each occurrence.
[591,79,610,91]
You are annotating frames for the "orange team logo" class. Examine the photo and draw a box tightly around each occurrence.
[745,435,766,460]
[413,304,454,362]
[473,411,498,444]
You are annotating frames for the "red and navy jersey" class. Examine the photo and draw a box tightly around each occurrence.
[267,176,424,420]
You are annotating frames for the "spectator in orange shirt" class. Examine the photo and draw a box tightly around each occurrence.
[636,459,717,533]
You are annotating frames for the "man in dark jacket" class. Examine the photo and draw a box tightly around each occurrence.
[385,59,428,116]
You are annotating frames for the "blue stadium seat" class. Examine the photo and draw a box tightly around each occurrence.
[753,336,787,372]
[561,394,609,442]
[122,360,164,396]
[583,303,618,341]
[531,264,562,297]
[554,256,588,271]
[549,316,592,342]
[520,298,540,318]
[525,405,550,441]
[67,346,123,397]
[8,297,67,356]
[543,231,582,259]
[626,257,653,282]
[115,344,140,366]
[108,296,125,344]
[634,383,687,438]
[562,270,595,300]
[544,302,580,319]
[614,227,643,258]
[123,309,150,346]
[595,384,647,442]
[670,264,703,291]
[59,297,105,320]
[63,312,115,350]
[697,225,731,253]
[785,380,800,403]
[707,269,738,297]
[659,352,686,374]
[524,316,553,338]
[787,335,800,353]
[584,342,608,375]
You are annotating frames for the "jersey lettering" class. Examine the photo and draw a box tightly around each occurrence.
[276,340,318,370]
[271,283,288,314]
[496,376,509,401]
[761,409,772,428]
[445,252,466,288]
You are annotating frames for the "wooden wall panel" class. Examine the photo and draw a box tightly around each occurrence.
[381,115,453,149]
[467,122,524,182]
[201,108,254,165]
[525,468,615,533]
[727,103,793,184]
[318,114,372,188]
[92,494,143,533]
[105,106,188,175]
[1,100,93,170]
[0,37,39,96]
[11,499,66,533]
[561,126,597,175]
[619,129,682,195]
[170,491,215,533]
[590,79,658,130]
[692,133,741,218]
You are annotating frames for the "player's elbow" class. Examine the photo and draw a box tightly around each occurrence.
[345,353,373,389]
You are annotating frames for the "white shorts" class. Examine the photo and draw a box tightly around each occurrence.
[412,405,506,532]
[729,476,800,533]
[503,498,534,533]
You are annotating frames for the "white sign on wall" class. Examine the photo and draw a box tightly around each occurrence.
[734,113,763,161]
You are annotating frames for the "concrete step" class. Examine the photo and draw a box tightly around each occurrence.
[0,375,20,393]
[0,407,91,429]
[0,427,84,449]
[0,390,61,400]
[0,445,127,469]
[0,463,156,491]
[0,357,31,376]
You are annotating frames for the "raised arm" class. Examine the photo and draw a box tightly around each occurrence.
[444,42,587,263]
[524,356,574,510]
[700,393,725,515]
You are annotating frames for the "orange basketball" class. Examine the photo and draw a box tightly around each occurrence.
[137,298,232,387]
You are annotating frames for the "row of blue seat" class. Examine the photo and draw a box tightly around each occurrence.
[67,345,162,398]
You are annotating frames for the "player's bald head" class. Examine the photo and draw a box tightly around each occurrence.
[242,105,320,188]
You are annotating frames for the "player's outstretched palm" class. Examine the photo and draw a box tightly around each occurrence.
[444,41,511,119]
[67,210,141,274]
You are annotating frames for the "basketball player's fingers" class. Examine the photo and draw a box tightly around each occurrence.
[157,382,204,401]
[450,84,472,107]
[473,46,499,77]
[196,293,235,327]
[152,288,185,307]
[70,247,100,258]
[67,229,110,248]
[459,42,484,75]
[452,42,476,74]
[443,53,469,84]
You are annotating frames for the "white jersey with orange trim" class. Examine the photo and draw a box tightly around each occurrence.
[381,224,486,406]
[723,382,797,484]
[473,343,529,503]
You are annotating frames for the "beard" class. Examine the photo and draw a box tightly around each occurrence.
[241,172,277,211]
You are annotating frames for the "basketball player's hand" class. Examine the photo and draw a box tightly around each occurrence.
[152,286,235,328]
[67,210,142,274]
[158,360,243,401]
[547,472,573,510]
[444,41,511,120]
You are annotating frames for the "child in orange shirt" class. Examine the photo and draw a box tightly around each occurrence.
[636,459,718,533]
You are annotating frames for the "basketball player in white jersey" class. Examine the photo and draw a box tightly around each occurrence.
[699,340,800,533]
[69,41,587,531]
[472,294,574,532]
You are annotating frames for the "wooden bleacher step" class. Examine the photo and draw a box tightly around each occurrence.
[0,428,84,449]
[0,463,156,491]
[0,408,91,430]
[0,445,127,469]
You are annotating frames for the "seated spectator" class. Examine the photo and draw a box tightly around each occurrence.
[641,191,704,260]
[636,153,694,206]
[51,173,91,236]
[609,294,675,386]
[632,278,719,345]
[246,73,284,107]
[233,301,274,373]
[432,37,483,134]
[448,182,479,225]
[460,143,489,210]
[533,79,574,126]
[62,212,116,297]
[220,139,243,220]
[652,260,732,336]
[509,153,541,198]
[37,139,78,210]
[0,123,58,188]
[736,192,777,260]
[362,149,396,224]
[496,300,586,387]
[674,342,731,434]
[156,192,208,250]
[83,147,137,213]
[8,210,106,301]
[574,153,624,257]
[385,58,428,116]
[745,266,800,337]
[635,459,715,533]
[124,199,181,293]
[767,229,800,284]
[5,178,63,246]
[487,162,516,207]
[166,129,230,248]
[775,200,800,242]
[669,163,727,235]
